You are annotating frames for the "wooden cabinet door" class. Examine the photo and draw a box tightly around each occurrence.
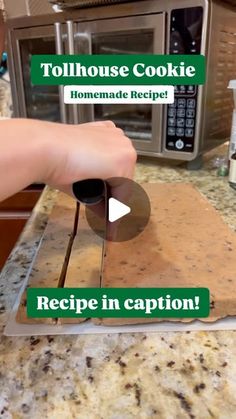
[0,188,42,269]
[0,190,41,211]
[0,217,28,269]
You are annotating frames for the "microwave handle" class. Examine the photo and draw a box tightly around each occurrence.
[54,22,67,124]
[67,21,79,124]
[73,27,95,123]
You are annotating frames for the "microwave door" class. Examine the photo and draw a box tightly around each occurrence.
[12,25,69,123]
[74,13,165,154]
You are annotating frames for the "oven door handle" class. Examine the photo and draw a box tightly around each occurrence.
[54,22,67,124]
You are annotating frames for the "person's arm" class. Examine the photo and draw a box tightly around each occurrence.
[0,118,136,202]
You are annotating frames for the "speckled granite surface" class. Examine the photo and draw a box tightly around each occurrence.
[0,144,236,418]
[0,76,12,119]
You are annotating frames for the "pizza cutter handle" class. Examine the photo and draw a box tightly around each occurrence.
[72,179,105,205]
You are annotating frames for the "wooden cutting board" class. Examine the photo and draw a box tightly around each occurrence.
[16,184,236,326]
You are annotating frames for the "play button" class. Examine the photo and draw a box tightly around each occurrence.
[85,177,151,242]
[108,198,131,222]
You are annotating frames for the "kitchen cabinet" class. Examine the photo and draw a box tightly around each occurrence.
[0,186,43,269]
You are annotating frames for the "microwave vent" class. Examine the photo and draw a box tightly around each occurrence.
[49,0,236,8]
[209,25,236,138]
[49,0,136,8]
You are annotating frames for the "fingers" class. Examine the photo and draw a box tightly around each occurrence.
[79,120,128,138]
[81,120,116,128]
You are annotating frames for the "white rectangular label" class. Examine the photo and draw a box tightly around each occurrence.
[64,85,174,104]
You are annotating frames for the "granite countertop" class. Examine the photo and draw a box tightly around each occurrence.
[0,76,12,119]
[0,144,236,418]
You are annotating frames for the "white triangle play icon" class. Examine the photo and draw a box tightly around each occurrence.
[108,197,131,223]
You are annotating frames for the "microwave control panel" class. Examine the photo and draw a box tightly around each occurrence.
[165,7,203,153]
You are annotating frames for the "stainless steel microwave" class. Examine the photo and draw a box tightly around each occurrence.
[6,0,236,166]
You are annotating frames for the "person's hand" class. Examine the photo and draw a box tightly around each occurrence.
[0,118,136,202]
[40,120,137,194]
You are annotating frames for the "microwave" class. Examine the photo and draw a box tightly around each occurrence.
[7,0,236,166]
